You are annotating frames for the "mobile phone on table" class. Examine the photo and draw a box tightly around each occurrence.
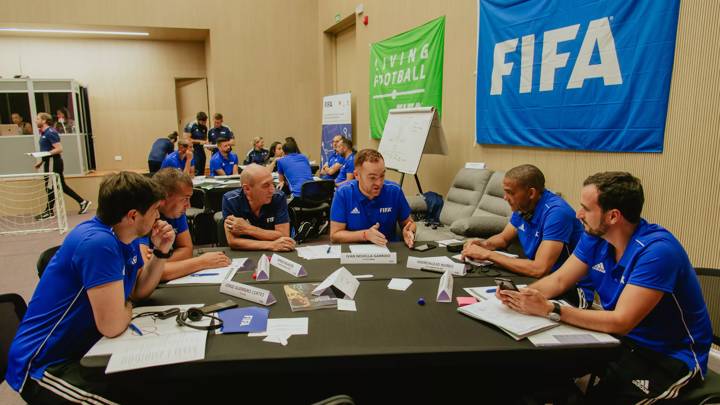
[199,299,238,314]
[412,241,437,252]
[494,277,519,292]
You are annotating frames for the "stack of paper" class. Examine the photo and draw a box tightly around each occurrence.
[387,278,413,291]
[348,244,390,254]
[296,244,341,260]
[436,239,463,247]
[463,285,527,301]
[528,324,619,347]
[452,254,492,267]
[166,258,247,285]
[458,298,558,340]
[248,317,309,346]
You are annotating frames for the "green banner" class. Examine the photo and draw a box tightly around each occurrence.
[369,16,445,139]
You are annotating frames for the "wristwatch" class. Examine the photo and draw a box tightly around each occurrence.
[152,248,173,259]
[547,300,562,322]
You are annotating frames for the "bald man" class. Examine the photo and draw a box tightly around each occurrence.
[221,164,295,251]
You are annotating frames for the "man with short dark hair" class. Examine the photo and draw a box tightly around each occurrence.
[277,139,313,197]
[160,138,195,176]
[462,164,592,307]
[184,111,208,176]
[330,149,416,247]
[243,136,270,165]
[147,131,178,174]
[334,137,355,187]
[6,172,175,403]
[209,137,239,176]
[318,134,345,180]
[139,168,230,281]
[222,164,295,251]
[497,172,712,403]
[208,113,234,146]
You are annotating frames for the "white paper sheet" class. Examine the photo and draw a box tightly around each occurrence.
[452,254,492,267]
[458,297,557,339]
[105,331,207,374]
[337,299,357,312]
[296,244,341,260]
[349,244,390,254]
[166,259,246,285]
[387,278,413,291]
[248,318,309,337]
[436,239,463,247]
[528,324,619,347]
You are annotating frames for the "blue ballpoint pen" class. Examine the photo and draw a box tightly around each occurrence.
[326,245,332,254]
[190,272,220,277]
[128,323,143,336]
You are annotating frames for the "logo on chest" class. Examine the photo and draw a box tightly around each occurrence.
[592,262,605,273]
[266,217,275,223]
[350,207,360,214]
[518,223,526,232]
[379,207,392,214]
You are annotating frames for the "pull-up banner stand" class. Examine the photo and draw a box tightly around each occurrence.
[377,107,447,194]
[321,92,352,165]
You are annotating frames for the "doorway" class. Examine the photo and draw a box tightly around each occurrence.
[174,78,209,134]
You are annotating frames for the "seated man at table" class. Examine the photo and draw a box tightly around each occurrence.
[497,172,712,403]
[277,139,314,197]
[462,164,593,307]
[160,138,195,176]
[209,137,239,177]
[334,137,355,187]
[222,164,296,251]
[139,168,231,281]
[5,172,175,404]
[243,136,269,165]
[318,134,345,180]
[330,148,416,247]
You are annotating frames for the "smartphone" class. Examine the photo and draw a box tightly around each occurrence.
[494,277,519,292]
[199,299,238,314]
[413,241,438,252]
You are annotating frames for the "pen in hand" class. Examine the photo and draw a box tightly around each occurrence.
[128,323,143,336]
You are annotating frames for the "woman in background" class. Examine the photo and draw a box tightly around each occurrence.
[266,141,284,172]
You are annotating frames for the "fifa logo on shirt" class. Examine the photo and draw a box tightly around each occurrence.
[266,217,275,223]
[379,207,392,213]
[130,256,137,265]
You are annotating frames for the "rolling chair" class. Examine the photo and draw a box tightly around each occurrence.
[36,245,61,278]
[288,180,336,243]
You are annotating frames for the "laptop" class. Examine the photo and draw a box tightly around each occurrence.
[0,124,21,136]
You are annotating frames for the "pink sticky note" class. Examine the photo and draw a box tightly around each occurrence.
[456,296,478,307]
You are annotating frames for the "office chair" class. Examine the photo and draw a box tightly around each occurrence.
[36,245,61,278]
[289,180,335,243]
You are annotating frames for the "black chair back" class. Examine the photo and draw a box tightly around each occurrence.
[37,245,61,279]
[696,268,720,345]
[300,180,336,205]
[190,188,206,210]
[1,293,27,384]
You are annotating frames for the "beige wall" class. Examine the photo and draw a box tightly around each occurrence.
[317,0,720,267]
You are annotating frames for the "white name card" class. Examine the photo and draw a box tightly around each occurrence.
[436,270,453,303]
[255,254,271,281]
[407,256,467,276]
[340,252,397,264]
[312,267,360,299]
[270,254,307,277]
[220,281,276,306]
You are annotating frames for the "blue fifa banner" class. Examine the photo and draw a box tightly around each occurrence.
[476,0,680,152]
[321,93,352,164]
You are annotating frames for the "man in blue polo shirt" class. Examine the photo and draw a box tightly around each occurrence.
[462,164,593,307]
[497,172,712,403]
[209,137,239,177]
[139,168,230,281]
[160,138,195,175]
[207,113,234,147]
[184,111,208,176]
[334,137,355,187]
[222,164,295,251]
[147,131,178,173]
[318,134,345,180]
[330,149,416,247]
[6,172,175,403]
[277,139,313,197]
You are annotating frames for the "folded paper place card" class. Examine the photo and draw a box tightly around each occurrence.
[340,252,397,264]
[436,270,453,303]
[270,254,307,277]
[219,281,277,306]
[255,254,270,281]
[407,256,467,276]
[312,267,359,299]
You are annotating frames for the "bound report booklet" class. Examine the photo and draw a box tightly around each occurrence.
[283,283,337,312]
[457,298,558,340]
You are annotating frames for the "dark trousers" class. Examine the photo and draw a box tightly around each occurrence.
[148,160,162,174]
[43,155,84,213]
[194,145,206,176]
[20,361,118,405]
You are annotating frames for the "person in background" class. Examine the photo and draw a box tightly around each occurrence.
[54,107,75,134]
[243,136,270,165]
[285,136,300,153]
[266,141,284,172]
[184,112,208,176]
[276,139,313,198]
[334,137,356,187]
[209,137,239,177]
[11,112,33,134]
[147,131,178,174]
[160,138,195,176]
[318,134,345,180]
[207,113,234,147]
[139,168,231,281]
[33,112,91,219]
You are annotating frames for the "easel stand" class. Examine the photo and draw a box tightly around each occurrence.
[398,172,424,194]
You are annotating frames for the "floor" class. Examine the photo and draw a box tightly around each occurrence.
[1,209,96,405]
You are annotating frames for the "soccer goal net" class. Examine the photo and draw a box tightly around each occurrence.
[0,172,68,236]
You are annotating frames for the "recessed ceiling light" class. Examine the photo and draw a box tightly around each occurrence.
[0,28,149,36]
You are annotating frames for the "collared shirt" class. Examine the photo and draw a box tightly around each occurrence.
[221,189,289,237]
[243,148,270,165]
[335,152,355,184]
[148,138,175,162]
[276,153,313,197]
[209,151,239,176]
[5,217,143,391]
[208,125,234,145]
[321,151,346,180]
[39,126,60,152]
[185,121,207,152]
[573,219,712,375]
[330,180,411,242]
[160,151,195,171]
[138,214,189,249]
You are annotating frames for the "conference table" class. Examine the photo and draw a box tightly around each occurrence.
[82,243,619,403]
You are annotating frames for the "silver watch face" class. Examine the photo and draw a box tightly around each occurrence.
[548,312,561,322]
